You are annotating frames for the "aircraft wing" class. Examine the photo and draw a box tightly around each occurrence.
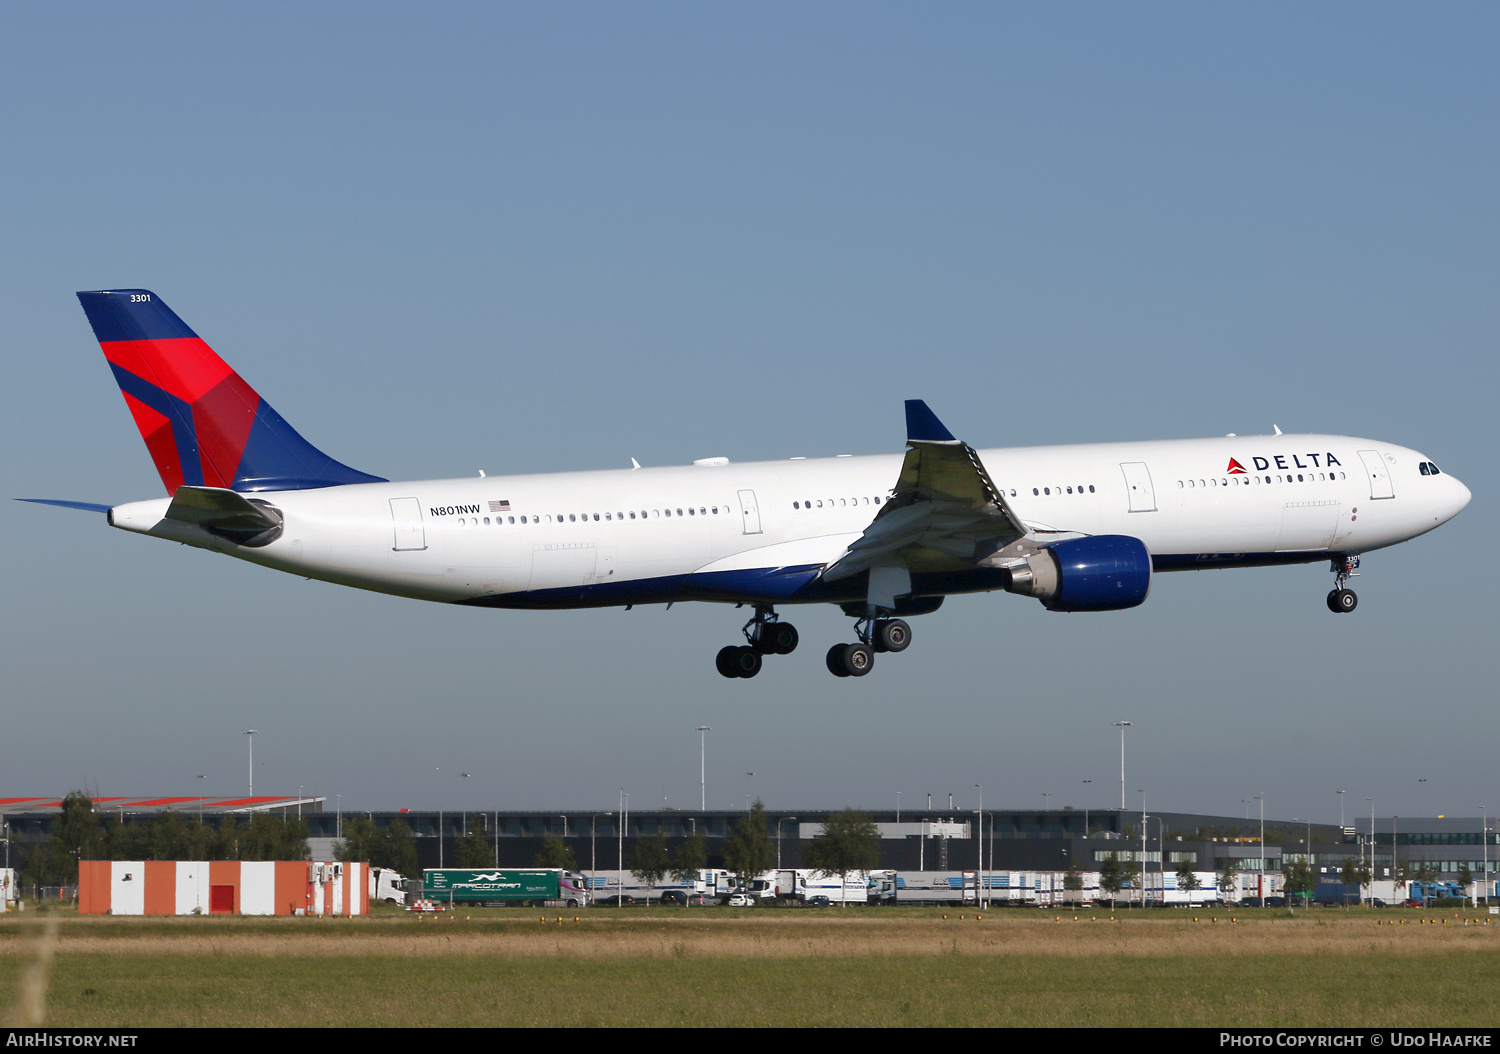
[821,401,1026,586]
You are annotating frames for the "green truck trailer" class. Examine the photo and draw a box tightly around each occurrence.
[422,868,592,907]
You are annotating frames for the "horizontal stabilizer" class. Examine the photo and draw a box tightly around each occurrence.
[17,498,111,514]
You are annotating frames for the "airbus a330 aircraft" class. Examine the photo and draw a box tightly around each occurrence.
[25,290,1471,679]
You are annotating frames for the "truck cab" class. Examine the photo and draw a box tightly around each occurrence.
[369,867,410,906]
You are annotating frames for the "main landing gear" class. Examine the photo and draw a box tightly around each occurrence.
[1327,554,1361,613]
[715,606,799,678]
[826,612,911,678]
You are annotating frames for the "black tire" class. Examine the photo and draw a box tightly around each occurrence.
[841,643,875,677]
[764,622,799,655]
[716,646,741,678]
[1335,588,1358,613]
[732,646,762,678]
[826,643,851,677]
[874,618,911,653]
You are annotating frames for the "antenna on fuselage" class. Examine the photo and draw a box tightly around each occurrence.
[631,458,641,469]
[1273,425,1283,435]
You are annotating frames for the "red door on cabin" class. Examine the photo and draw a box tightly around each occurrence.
[210,885,235,914]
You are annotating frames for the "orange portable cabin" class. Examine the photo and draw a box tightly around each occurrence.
[78,861,368,916]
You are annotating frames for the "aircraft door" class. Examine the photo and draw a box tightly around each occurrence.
[738,489,763,535]
[389,498,427,550]
[1119,462,1157,512]
[1357,450,1395,499]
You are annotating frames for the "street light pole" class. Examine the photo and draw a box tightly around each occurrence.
[1255,794,1265,898]
[695,727,711,810]
[974,783,983,909]
[242,730,257,797]
[1113,722,1130,810]
[1482,807,1489,906]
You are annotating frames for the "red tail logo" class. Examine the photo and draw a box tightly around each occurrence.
[1227,458,1247,474]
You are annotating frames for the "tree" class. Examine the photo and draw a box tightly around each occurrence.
[455,825,494,868]
[629,832,671,891]
[337,817,418,877]
[1392,859,1413,901]
[670,832,707,887]
[144,811,212,861]
[1218,862,1240,902]
[239,813,309,861]
[212,814,243,861]
[101,812,147,862]
[1282,860,1317,907]
[381,819,420,877]
[802,809,879,906]
[1099,855,1124,908]
[1457,862,1474,904]
[1063,857,1085,901]
[1176,858,1203,898]
[1121,858,1143,906]
[336,816,381,866]
[33,791,101,886]
[721,800,775,890]
[534,834,577,871]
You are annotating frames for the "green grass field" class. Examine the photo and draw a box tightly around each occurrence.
[3,905,1498,1027]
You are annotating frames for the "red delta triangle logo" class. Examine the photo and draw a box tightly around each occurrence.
[1227,458,1247,474]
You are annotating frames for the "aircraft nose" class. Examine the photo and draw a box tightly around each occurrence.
[1450,476,1472,517]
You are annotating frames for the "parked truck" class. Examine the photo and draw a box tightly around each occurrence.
[368,867,409,906]
[423,868,591,907]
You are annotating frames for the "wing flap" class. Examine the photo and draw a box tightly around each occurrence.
[821,401,1026,585]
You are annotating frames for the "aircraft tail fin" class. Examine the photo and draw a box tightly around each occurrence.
[75,289,387,494]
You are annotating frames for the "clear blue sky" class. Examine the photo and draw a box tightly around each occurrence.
[2,3,1494,824]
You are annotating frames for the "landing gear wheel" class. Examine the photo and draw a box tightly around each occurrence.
[757,622,799,655]
[1327,588,1357,613]
[840,643,875,677]
[732,646,762,677]
[716,646,741,678]
[826,644,851,678]
[873,619,911,653]
[718,645,762,678]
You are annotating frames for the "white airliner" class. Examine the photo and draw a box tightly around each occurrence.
[24,290,1471,679]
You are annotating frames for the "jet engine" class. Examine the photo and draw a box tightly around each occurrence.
[1004,535,1152,612]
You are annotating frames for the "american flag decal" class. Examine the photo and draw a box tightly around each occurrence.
[489,500,511,512]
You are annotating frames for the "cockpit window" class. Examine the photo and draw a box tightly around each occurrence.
[1429,462,1441,475]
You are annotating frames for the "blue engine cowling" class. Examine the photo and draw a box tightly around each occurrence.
[1006,535,1152,612]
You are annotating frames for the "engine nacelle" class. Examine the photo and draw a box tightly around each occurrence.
[1005,535,1152,612]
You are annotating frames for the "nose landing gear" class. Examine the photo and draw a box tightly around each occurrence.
[715,606,798,678]
[1327,554,1360,613]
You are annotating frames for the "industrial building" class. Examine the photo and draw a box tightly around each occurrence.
[6,796,1495,900]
